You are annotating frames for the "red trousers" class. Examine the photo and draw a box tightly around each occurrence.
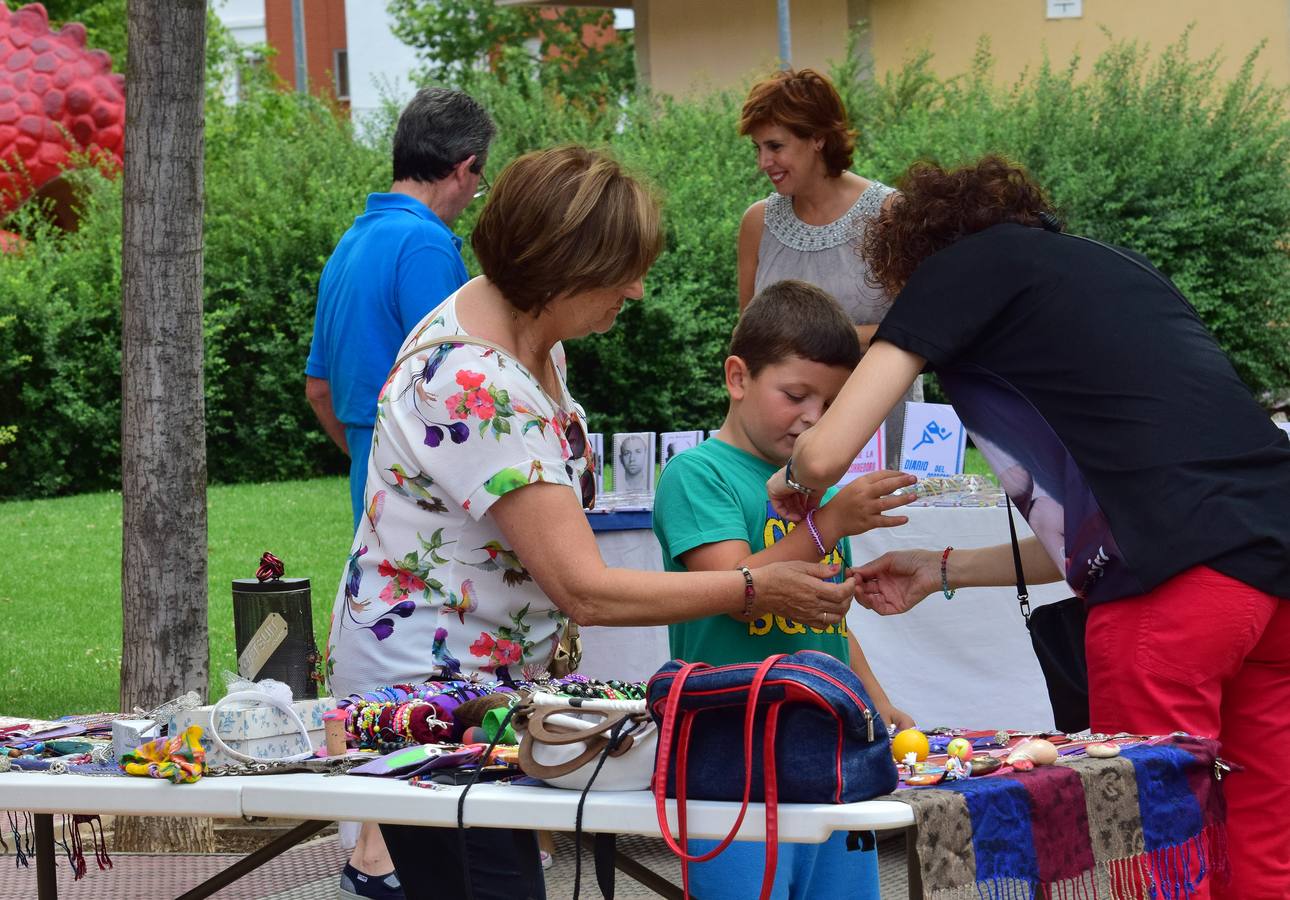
[1086,566,1290,900]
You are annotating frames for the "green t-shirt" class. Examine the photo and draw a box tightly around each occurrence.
[653,438,852,667]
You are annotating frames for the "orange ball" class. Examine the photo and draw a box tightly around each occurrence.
[891,728,929,763]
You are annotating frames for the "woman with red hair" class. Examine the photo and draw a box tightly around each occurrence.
[770,155,1290,899]
[737,68,921,467]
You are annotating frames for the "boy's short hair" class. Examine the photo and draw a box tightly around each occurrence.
[730,280,861,375]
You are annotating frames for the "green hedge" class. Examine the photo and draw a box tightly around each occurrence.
[0,33,1286,497]
[840,34,1290,397]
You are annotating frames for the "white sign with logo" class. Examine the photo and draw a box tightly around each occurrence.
[899,401,967,477]
[835,425,886,487]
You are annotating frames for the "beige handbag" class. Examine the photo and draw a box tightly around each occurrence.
[513,692,655,791]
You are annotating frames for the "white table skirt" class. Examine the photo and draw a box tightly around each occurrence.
[583,505,1071,731]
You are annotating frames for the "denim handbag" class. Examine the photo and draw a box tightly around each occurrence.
[647,650,898,899]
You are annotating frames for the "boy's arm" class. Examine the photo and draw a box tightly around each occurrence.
[678,520,832,574]
[678,468,920,574]
[847,630,914,731]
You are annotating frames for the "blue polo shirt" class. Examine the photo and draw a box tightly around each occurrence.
[307,192,469,525]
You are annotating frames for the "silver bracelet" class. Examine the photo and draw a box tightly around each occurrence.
[784,458,814,495]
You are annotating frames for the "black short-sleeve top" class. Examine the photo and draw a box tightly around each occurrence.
[873,223,1290,606]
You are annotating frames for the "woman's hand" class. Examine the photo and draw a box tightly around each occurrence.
[880,704,916,732]
[752,560,854,628]
[767,466,819,522]
[849,549,941,615]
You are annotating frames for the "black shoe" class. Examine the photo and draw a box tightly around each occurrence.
[338,862,405,900]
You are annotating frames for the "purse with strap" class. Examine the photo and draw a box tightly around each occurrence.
[1006,496,1090,733]
[647,650,898,900]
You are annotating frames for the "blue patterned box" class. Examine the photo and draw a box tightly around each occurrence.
[164,697,337,767]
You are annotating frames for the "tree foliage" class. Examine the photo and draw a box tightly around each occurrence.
[0,29,1286,497]
[388,0,635,106]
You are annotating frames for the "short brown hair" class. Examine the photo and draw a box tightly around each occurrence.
[862,155,1056,296]
[472,145,664,314]
[739,69,856,178]
[730,280,861,376]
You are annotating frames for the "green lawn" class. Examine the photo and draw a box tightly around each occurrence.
[1,451,992,719]
[0,477,353,719]
[963,446,991,477]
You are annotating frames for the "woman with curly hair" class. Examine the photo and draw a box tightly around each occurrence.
[736,67,920,466]
[768,155,1290,898]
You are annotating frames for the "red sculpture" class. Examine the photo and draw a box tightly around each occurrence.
[0,2,125,245]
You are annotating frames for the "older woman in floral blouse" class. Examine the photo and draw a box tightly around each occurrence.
[326,145,856,900]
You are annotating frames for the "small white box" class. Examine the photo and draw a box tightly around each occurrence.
[111,719,159,759]
[163,698,336,767]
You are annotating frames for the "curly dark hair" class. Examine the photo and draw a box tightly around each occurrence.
[862,155,1057,296]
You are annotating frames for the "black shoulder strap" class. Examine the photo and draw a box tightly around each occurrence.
[1061,233,1202,320]
[1004,496,1031,622]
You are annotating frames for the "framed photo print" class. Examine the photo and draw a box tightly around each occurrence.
[612,431,656,494]
[587,432,605,494]
[660,430,704,468]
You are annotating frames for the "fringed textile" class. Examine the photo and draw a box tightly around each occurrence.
[895,735,1226,900]
[4,810,32,868]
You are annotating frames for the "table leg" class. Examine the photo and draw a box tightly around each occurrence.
[905,826,922,900]
[34,813,56,900]
[576,834,685,900]
[174,819,331,900]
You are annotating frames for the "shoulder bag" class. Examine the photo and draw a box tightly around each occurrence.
[647,650,898,899]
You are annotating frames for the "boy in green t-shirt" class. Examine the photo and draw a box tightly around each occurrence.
[652,279,915,900]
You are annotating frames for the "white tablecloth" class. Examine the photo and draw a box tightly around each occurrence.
[584,506,1071,731]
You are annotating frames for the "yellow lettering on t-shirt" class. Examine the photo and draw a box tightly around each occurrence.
[748,614,773,636]
[763,516,791,548]
[775,616,806,635]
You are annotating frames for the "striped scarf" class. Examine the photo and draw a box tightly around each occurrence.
[896,735,1226,899]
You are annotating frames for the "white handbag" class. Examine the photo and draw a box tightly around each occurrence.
[514,691,656,791]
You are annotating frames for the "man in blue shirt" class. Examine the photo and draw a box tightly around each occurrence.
[306,88,495,531]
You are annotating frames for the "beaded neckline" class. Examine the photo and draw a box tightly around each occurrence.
[763,179,895,252]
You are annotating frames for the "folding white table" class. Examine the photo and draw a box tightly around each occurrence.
[0,771,917,899]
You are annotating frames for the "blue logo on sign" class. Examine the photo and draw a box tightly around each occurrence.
[912,420,955,451]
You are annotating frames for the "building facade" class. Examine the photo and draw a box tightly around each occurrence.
[506,0,1290,97]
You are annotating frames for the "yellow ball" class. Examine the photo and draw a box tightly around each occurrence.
[946,737,974,761]
[891,728,929,763]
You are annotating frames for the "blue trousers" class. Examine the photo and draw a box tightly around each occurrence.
[346,425,374,530]
[684,831,880,900]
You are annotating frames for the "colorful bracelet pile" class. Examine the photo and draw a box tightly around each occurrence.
[337,676,649,750]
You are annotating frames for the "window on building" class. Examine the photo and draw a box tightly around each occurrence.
[334,49,350,101]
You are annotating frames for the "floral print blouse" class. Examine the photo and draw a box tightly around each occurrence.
[325,290,591,696]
